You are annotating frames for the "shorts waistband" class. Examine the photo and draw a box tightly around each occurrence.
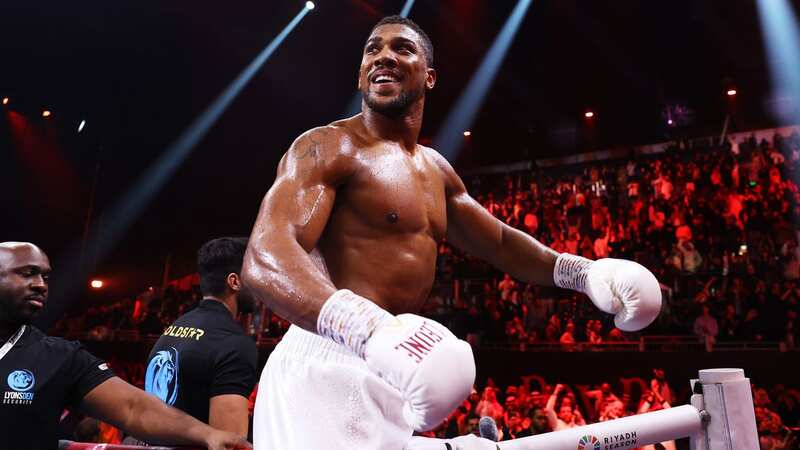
[275,325,367,368]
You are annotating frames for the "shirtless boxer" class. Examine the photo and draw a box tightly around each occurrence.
[242,15,661,450]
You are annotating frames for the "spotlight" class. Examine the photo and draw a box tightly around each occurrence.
[90,279,104,289]
[78,120,86,133]
[463,130,472,137]
[667,119,674,125]
[727,89,737,97]
[2,97,8,105]
[584,111,595,119]
[42,110,51,118]
[305,1,315,9]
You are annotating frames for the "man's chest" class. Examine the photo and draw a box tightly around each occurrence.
[0,348,69,414]
[345,151,448,239]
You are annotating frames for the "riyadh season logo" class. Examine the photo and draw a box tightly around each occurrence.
[577,434,601,450]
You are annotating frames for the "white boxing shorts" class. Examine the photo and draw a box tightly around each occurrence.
[253,325,414,450]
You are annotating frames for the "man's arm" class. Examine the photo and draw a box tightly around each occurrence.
[209,394,249,437]
[434,150,661,332]
[435,152,558,286]
[543,385,562,431]
[241,127,354,331]
[80,377,249,449]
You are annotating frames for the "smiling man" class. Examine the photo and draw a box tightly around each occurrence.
[0,242,250,450]
[244,15,661,450]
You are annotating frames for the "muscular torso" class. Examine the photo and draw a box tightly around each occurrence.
[315,118,447,314]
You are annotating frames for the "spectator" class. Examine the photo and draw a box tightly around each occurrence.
[517,407,550,437]
[545,384,586,430]
[693,305,719,346]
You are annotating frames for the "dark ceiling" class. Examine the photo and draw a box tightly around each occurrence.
[0,0,794,301]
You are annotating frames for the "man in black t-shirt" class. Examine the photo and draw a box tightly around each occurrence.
[0,241,249,450]
[146,237,258,437]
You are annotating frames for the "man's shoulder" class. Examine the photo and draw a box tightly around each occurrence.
[30,327,82,353]
[293,122,359,156]
[419,145,463,188]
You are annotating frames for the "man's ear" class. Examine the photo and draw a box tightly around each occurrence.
[227,273,240,292]
[426,67,437,90]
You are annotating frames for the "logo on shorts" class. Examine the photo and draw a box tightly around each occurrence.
[577,434,601,450]
[4,369,35,405]
[145,347,179,405]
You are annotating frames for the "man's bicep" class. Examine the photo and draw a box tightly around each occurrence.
[252,131,344,251]
[433,149,505,260]
[80,377,137,429]
[446,191,505,262]
[255,174,336,252]
[209,394,250,436]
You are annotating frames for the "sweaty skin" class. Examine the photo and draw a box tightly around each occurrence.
[242,23,558,331]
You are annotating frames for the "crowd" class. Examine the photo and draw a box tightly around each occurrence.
[432,130,800,348]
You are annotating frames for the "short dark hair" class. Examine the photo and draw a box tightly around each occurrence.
[370,15,434,67]
[197,237,248,297]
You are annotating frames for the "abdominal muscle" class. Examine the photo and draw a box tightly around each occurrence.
[314,231,439,315]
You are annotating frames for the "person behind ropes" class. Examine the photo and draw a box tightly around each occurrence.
[0,242,249,450]
[545,384,586,431]
[242,15,661,450]
[517,406,550,437]
[145,237,258,437]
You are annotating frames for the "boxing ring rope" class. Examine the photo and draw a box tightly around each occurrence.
[63,369,759,450]
[494,368,759,450]
[497,405,700,449]
[60,444,205,450]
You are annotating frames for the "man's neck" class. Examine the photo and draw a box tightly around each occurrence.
[202,296,237,318]
[360,100,424,152]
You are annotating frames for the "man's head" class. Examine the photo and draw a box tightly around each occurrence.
[558,404,574,423]
[529,407,549,434]
[358,15,436,118]
[463,412,480,436]
[197,237,255,314]
[0,242,51,328]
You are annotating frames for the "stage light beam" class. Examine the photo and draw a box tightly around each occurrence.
[34,3,315,330]
[434,0,533,160]
[756,0,800,124]
[400,0,415,18]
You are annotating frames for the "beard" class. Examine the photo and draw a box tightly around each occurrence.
[361,82,424,118]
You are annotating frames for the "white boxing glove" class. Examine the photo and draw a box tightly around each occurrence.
[404,435,498,450]
[446,435,500,450]
[317,290,476,431]
[553,254,662,331]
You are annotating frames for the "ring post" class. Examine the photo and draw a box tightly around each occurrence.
[689,368,758,450]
